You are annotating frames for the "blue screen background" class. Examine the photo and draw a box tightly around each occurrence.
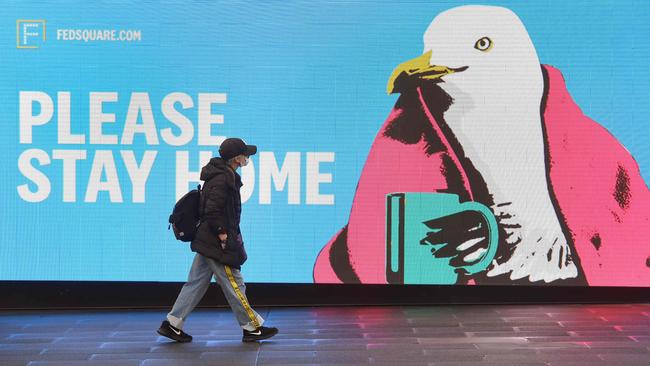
[1,0,648,282]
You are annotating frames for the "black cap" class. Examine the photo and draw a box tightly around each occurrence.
[219,138,257,160]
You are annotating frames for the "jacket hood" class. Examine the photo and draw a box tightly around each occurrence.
[200,157,238,184]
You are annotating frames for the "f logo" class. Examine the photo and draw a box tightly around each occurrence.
[17,20,46,49]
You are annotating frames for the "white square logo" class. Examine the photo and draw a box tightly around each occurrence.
[17,20,46,49]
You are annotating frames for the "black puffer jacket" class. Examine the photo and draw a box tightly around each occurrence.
[191,157,247,268]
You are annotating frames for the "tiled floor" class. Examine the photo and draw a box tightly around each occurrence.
[1,304,649,366]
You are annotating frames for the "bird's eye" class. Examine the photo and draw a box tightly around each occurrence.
[474,37,493,52]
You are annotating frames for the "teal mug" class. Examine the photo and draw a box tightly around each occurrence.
[386,192,499,284]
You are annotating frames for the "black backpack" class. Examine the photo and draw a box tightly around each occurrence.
[168,185,203,242]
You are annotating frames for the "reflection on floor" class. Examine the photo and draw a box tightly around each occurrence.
[1,304,649,365]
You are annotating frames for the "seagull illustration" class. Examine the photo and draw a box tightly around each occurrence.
[314,5,650,286]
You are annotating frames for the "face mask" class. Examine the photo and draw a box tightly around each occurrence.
[240,155,249,166]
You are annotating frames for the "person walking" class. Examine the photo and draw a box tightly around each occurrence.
[158,137,279,343]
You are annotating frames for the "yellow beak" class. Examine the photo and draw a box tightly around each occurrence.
[386,51,466,94]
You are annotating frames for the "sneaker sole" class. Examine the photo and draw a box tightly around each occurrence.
[157,328,192,343]
[242,330,279,342]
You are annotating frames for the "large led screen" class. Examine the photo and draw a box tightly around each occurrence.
[2,1,649,286]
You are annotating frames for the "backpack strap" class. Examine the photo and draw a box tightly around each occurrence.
[198,184,206,220]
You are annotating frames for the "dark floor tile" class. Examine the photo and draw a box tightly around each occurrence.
[40,341,105,349]
[150,339,261,352]
[597,353,650,362]
[90,352,200,360]
[35,349,95,357]
[256,356,317,365]
[367,348,425,356]
[430,362,546,366]
[371,362,429,366]
[261,343,365,351]
[142,360,240,366]
[412,328,466,337]
[546,359,606,366]
[0,352,91,363]
[199,351,259,363]
[582,341,647,348]
[459,325,517,332]
[257,349,373,365]
[26,361,141,366]
[568,330,625,336]
[3,334,58,343]
[258,350,316,358]
[313,351,372,364]
[415,350,485,362]
[479,347,537,355]
[476,342,587,351]
[486,352,603,362]
[547,362,639,366]
[418,336,528,345]
[457,321,509,328]
[558,321,613,329]
[363,330,418,338]
[467,330,569,337]
[526,335,633,343]
[100,341,159,349]
[367,343,476,352]
[0,343,52,352]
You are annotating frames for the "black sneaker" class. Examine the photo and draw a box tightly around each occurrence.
[242,326,279,342]
[157,320,192,343]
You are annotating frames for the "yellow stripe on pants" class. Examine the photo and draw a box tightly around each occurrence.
[224,265,260,329]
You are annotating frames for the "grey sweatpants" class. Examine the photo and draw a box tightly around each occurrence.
[167,253,264,331]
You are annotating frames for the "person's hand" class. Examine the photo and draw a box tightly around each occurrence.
[218,233,228,242]
[420,211,491,271]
